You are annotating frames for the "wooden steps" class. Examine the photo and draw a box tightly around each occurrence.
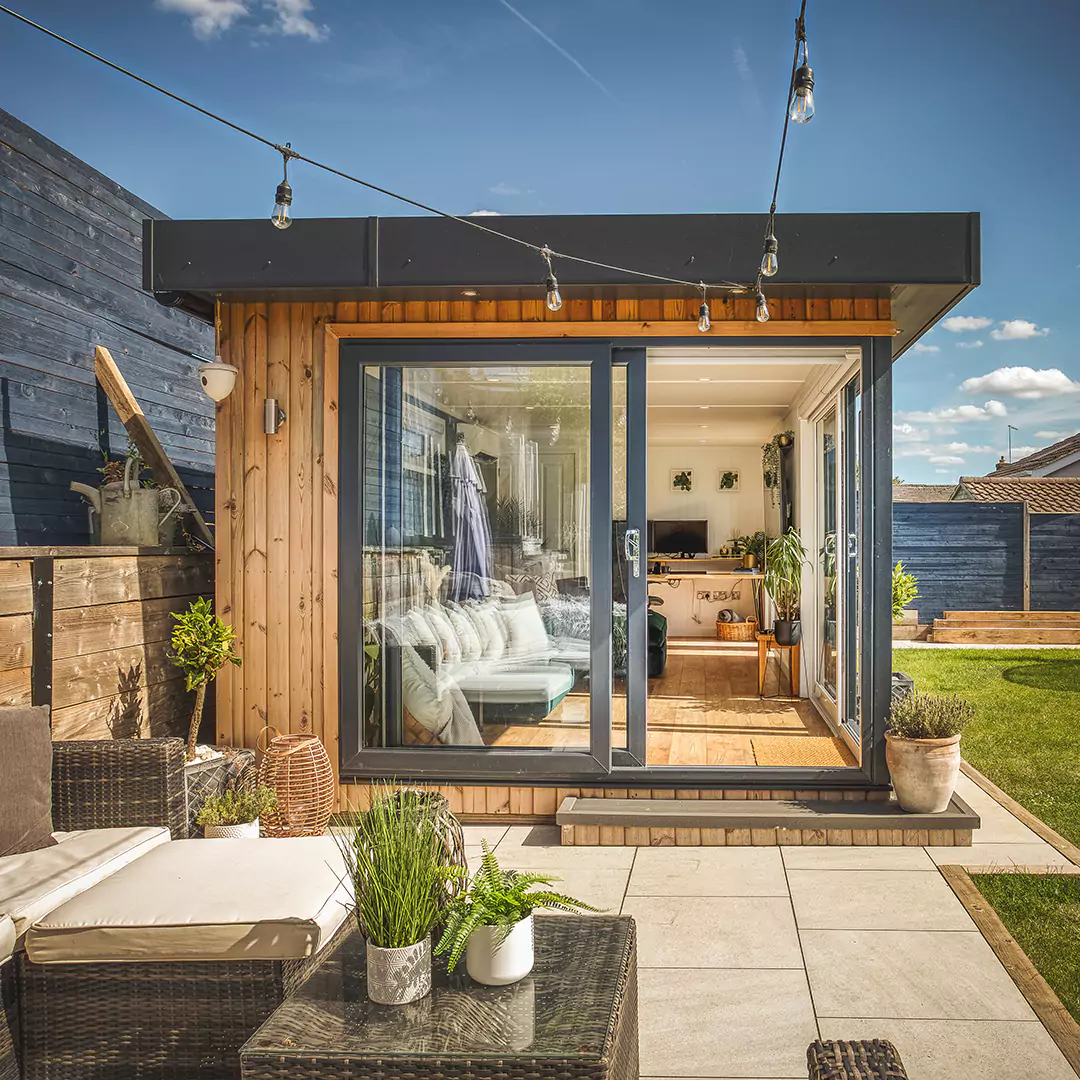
[556,795,980,847]
[932,610,1080,644]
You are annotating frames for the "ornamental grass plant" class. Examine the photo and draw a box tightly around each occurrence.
[888,689,974,740]
[334,784,454,950]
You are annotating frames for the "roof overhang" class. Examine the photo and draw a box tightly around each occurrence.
[143,211,980,357]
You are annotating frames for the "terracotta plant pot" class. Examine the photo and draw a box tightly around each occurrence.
[203,819,260,839]
[466,915,534,986]
[366,937,431,1005]
[885,732,961,813]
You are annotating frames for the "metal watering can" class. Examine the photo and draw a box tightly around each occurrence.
[71,456,182,546]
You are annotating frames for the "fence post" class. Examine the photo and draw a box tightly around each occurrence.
[1022,502,1031,611]
[30,556,54,710]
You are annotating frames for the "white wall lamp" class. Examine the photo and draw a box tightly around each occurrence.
[264,397,287,434]
[199,357,238,402]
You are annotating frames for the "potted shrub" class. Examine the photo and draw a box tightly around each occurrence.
[764,527,807,646]
[334,786,453,1005]
[197,785,277,838]
[886,691,974,813]
[435,841,598,986]
[168,596,243,762]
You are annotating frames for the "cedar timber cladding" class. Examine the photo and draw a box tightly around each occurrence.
[214,297,893,802]
[0,108,214,544]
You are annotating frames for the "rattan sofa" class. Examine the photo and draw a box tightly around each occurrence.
[1,737,187,1080]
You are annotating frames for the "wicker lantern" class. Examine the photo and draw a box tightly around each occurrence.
[257,728,335,837]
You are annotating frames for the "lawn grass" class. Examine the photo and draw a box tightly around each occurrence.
[892,648,1080,847]
[973,872,1080,1024]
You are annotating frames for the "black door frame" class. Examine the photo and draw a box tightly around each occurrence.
[339,335,893,790]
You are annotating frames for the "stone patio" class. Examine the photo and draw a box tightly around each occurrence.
[464,772,1076,1080]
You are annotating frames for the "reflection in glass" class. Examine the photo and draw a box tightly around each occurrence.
[362,365,593,750]
[612,367,628,749]
[818,409,838,700]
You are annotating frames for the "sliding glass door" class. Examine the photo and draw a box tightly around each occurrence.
[339,342,615,777]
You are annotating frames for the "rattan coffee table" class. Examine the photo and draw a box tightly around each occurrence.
[240,915,638,1080]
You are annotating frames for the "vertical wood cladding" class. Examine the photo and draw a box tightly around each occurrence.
[0,109,214,545]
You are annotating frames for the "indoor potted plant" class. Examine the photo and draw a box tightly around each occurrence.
[168,596,243,762]
[886,690,974,813]
[435,841,598,986]
[334,785,453,1005]
[196,785,277,838]
[764,527,807,646]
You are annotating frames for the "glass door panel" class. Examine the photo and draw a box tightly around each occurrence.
[817,409,839,706]
[841,375,861,747]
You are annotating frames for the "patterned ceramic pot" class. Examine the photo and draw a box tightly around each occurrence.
[466,915,535,986]
[366,937,432,1005]
[203,819,260,839]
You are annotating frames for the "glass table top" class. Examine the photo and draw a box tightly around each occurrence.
[243,916,634,1061]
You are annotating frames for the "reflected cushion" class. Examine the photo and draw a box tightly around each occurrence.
[500,593,554,661]
[445,604,483,661]
[425,603,462,664]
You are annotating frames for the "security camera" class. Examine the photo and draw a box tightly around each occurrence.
[199,359,238,402]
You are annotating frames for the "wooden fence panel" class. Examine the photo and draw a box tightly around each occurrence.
[1029,514,1080,612]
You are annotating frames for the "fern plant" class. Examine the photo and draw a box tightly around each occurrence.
[434,841,600,971]
[168,596,242,761]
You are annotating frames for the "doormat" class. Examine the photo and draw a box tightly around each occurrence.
[751,735,856,768]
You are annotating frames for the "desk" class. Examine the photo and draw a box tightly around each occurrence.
[758,632,801,697]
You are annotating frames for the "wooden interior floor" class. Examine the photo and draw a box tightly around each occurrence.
[483,638,856,767]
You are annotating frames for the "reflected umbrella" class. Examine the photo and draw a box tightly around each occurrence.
[448,432,494,602]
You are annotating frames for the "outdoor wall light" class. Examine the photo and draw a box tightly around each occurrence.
[199,358,238,402]
[264,397,287,434]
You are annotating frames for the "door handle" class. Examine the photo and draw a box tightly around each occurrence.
[847,532,858,559]
[624,528,641,579]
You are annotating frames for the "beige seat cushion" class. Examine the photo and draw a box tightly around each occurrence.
[26,837,352,964]
[0,827,170,947]
[0,913,15,965]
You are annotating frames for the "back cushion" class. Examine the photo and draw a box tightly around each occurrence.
[0,705,57,856]
[425,604,462,664]
[500,593,553,660]
[446,604,483,661]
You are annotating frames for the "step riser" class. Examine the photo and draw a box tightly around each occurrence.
[933,629,1080,644]
[943,611,1080,622]
[562,824,973,847]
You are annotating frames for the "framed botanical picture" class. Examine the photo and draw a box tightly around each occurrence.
[670,469,693,493]
[718,469,741,492]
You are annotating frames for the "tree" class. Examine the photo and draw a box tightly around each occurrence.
[892,476,904,485]
[168,597,242,761]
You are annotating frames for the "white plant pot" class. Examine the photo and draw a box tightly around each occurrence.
[203,818,260,839]
[886,732,961,813]
[366,937,431,1005]
[465,915,534,986]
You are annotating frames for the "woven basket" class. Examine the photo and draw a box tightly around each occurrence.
[256,728,335,837]
[717,616,757,641]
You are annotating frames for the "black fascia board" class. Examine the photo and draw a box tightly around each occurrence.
[144,211,979,300]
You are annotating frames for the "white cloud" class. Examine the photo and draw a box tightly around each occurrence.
[957,340,984,349]
[935,468,954,475]
[960,366,1080,400]
[1010,445,1040,458]
[489,182,522,197]
[1035,430,1070,440]
[930,455,965,466]
[261,0,328,40]
[157,0,248,37]
[897,400,1008,424]
[893,423,930,442]
[912,342,940,353]
[895,440,994,461]
[990,319,1050,340]
[942,316,993,332]
[468,210,502,216]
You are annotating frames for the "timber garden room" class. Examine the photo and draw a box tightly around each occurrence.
[146,208,982,843]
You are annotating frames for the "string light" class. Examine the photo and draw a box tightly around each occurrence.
[541,247,563,312]
[697,283,711,333]
[788,14,815,124]
[760,232,779,278]
[271,143,296,230]
[755,287,771,323]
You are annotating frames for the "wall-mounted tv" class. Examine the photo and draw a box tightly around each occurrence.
[649,519,709,556]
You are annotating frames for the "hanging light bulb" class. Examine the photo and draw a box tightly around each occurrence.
[761,233,779,277]
[697,283,711,333]
[271,143,296,230]
[756,288,771,323]
[788,26,814,124]
[540,246,562,311]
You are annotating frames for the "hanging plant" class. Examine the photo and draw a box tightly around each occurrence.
[761,431,794,504]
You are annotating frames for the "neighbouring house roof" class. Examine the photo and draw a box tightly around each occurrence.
[143,212,980,356]
[892,484,957,503]
[991,431,1080,477]
[955,476,1080,514]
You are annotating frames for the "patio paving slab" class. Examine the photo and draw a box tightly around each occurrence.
[638,967,818,1078]
[623,895,802,969]
[525,863,632,913]
[924,842,1073,867]
[461,824,509,848]
[802,929,1036,1021]
[627,847,789,897]
[781,846,935,871]
[817,1018,1075,1080]
[494,827,636,869]
[788,870,975,931]
[954,776,1045,845]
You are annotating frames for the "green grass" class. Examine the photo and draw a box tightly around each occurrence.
[973,872,1080,1023]
[893,648,1080,847]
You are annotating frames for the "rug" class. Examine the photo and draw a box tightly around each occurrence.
[751,735,856,767]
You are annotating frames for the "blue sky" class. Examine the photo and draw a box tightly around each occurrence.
[2,0,1078,482]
